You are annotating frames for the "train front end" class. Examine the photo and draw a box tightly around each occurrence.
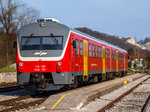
[16,19,72,91]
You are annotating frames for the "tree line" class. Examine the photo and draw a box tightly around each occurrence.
[0,0,40,68]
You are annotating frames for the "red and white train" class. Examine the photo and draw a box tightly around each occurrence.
[16,18,128,91]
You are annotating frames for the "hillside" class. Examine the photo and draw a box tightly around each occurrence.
[138,37,150,45]
[75,27,146,55]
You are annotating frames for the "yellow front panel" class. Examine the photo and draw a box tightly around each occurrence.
[102,46,105,74]
[83,40,88,76]
[116,51,118,72]
[124,53,126,71]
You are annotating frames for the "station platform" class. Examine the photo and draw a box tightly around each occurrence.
[39,73,147,112]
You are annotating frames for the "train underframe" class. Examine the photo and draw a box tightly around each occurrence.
[17,70,127,91]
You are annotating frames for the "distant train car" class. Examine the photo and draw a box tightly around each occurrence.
[16,18,128,91]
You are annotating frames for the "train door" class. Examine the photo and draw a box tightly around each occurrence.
[116,51,118,72]
[71,38,75,71]
[83,40,88,77]
[102,46,105,74]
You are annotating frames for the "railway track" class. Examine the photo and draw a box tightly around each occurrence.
[98,77,150,112]
[0,82,21,93]
[0,82,16,88]
[141,95,150,112]
[0,93,48,112]
[0,85,21,93]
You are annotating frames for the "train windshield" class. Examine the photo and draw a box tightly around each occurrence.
[21,36,63,50]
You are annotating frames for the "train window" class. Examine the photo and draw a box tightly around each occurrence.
[22,36,63,50]
[108,49,110,59]
[89,43,91,57]
[92,44,94,58]
[22,37,40,50]
[75,39,79,56]
[118,53,122,61]
[80,40,83,56]
[42,36,63,50]
[105,49,107,59]
[120,53,122,61]
[118,53,120,61]
[121,53,124,61]
[95,45,97,58]
[100,47,102,58]
[112,50,116,60]
[98,46,100,58]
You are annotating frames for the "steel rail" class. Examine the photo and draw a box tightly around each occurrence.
[0,93,48,112]
[141,95,150,112]
[0,82,16,88]
[0,86,21,93]
[0,98,46,112]
[98,77,150,112]
[0,95,33,105]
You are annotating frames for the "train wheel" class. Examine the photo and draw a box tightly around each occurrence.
[93,75,98,83]
[98,74,102,82]
[107,73,113,80]
[62,85,71,91]
[73,77,78,88]
[102,74,107,81]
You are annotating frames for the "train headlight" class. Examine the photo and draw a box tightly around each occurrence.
[40,22,46,28]
[19,62,23,67]
[57,62,62,66]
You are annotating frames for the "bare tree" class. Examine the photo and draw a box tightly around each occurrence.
[0,0,40,61]
[0,0,40,34]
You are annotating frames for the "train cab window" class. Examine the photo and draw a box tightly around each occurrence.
[22,36,63,50]
[98,46,100,58]
[89,43,91,57]
[75,39,79,56]
[92,44,94,58]
[95,45,97,58]
[22,37,40,50]
[80,40,83,56]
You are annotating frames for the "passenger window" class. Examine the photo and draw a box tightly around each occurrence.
[112,50,116,60]
[108,49,110,59]
[92,44,94,58]
[80,40,83,56]
[75,39,79,56]
[95,45,97,58]
[100,47,102,58]
[105,49,107,59]
[98,46,100,58]
[89,43,91,57]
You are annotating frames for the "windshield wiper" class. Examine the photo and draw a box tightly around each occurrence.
[50,33,58,44]
[24,34,34,45]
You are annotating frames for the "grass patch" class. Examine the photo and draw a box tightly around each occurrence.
[0,65,16,72]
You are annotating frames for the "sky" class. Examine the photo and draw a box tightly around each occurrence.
[22,0,150,41]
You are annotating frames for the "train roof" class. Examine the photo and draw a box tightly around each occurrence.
[19,20,127,53]
[69,28,127,53]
